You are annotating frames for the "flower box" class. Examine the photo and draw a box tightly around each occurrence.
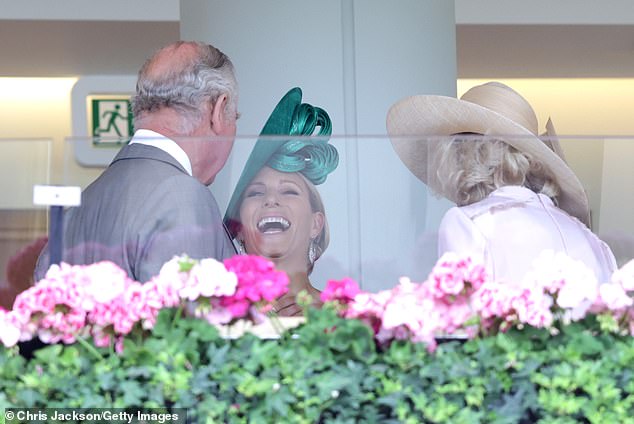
[1,252,633,422]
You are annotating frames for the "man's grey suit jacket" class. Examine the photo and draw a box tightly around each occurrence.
[35,143,235,283]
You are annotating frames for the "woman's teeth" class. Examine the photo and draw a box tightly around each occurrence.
[257,217,290,233]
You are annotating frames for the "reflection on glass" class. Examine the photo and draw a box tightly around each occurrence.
[2,132,634,305]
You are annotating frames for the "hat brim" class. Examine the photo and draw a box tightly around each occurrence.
[387,95,590,226]
[224,87,303,234]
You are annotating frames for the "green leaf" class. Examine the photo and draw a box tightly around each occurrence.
[118,380,146,405]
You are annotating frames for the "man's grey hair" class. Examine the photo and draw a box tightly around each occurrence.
[132,41,238,134]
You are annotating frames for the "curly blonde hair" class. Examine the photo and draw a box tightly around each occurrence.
[429,135,560,206]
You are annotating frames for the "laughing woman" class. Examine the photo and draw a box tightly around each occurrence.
[224,88,338,316]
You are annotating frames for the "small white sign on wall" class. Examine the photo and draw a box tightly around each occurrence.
[33,185,81,207]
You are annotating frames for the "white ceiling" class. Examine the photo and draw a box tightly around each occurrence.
[1,20,634,78]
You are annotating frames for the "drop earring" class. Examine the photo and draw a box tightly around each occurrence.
[308,239,317,266]
[234,239,246,255]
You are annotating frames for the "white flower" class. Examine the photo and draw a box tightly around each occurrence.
[599,282,633,311]
[82,261,130,304]
[524,250,599,316]
[611,259,634,292]
[191,259,238,297]
[174,257,238,301]
[0,310,21,347]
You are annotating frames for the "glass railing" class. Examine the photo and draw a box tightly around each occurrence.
[0,138,51,309]
[1,134,632,309]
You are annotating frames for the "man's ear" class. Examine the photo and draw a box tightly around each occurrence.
[210,94,229,133]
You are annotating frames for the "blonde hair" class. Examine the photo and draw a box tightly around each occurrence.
[300,174,330,274]
[430,136,560,206]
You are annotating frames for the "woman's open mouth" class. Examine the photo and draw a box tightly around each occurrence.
[257,216,291,234]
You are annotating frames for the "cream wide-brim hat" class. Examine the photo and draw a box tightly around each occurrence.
[386,81,591,227]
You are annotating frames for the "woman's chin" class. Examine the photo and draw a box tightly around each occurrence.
[256,250,308,272]
[251,235,292,256]
[250,245,286,261]
[260,251,283,260]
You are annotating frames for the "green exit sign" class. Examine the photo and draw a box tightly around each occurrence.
[89,96,134,146]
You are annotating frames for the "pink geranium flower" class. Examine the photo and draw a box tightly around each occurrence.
[471,282,514,320]
[193,301,234,326]
[1,254,295,351]
[12,262,88,344]
[511,287,554,328]
[381,278,426,332]
[434,296,473,334]
[321,278,361,304]
[346,290,390,334]
[345,277,445,350]
[221,255,289,319]
[428,252,487,299]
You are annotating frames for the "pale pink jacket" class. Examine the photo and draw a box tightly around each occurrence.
[438,186,617,283]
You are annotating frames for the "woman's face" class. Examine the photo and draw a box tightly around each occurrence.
[238,167,324,269]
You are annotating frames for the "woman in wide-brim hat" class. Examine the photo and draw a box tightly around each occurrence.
[387,81,617,283]
[224,87,339,316]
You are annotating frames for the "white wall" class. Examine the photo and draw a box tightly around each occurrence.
[455,0,634,24]
[0,0,179,21]
[5,0,634,25]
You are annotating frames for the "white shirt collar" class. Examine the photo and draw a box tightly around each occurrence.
[129,129,193,176]
[491,185,554,206]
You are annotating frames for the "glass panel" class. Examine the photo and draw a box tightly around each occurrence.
[575,136,634,267]
[4,134,630,305]
[0,138,51,309]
